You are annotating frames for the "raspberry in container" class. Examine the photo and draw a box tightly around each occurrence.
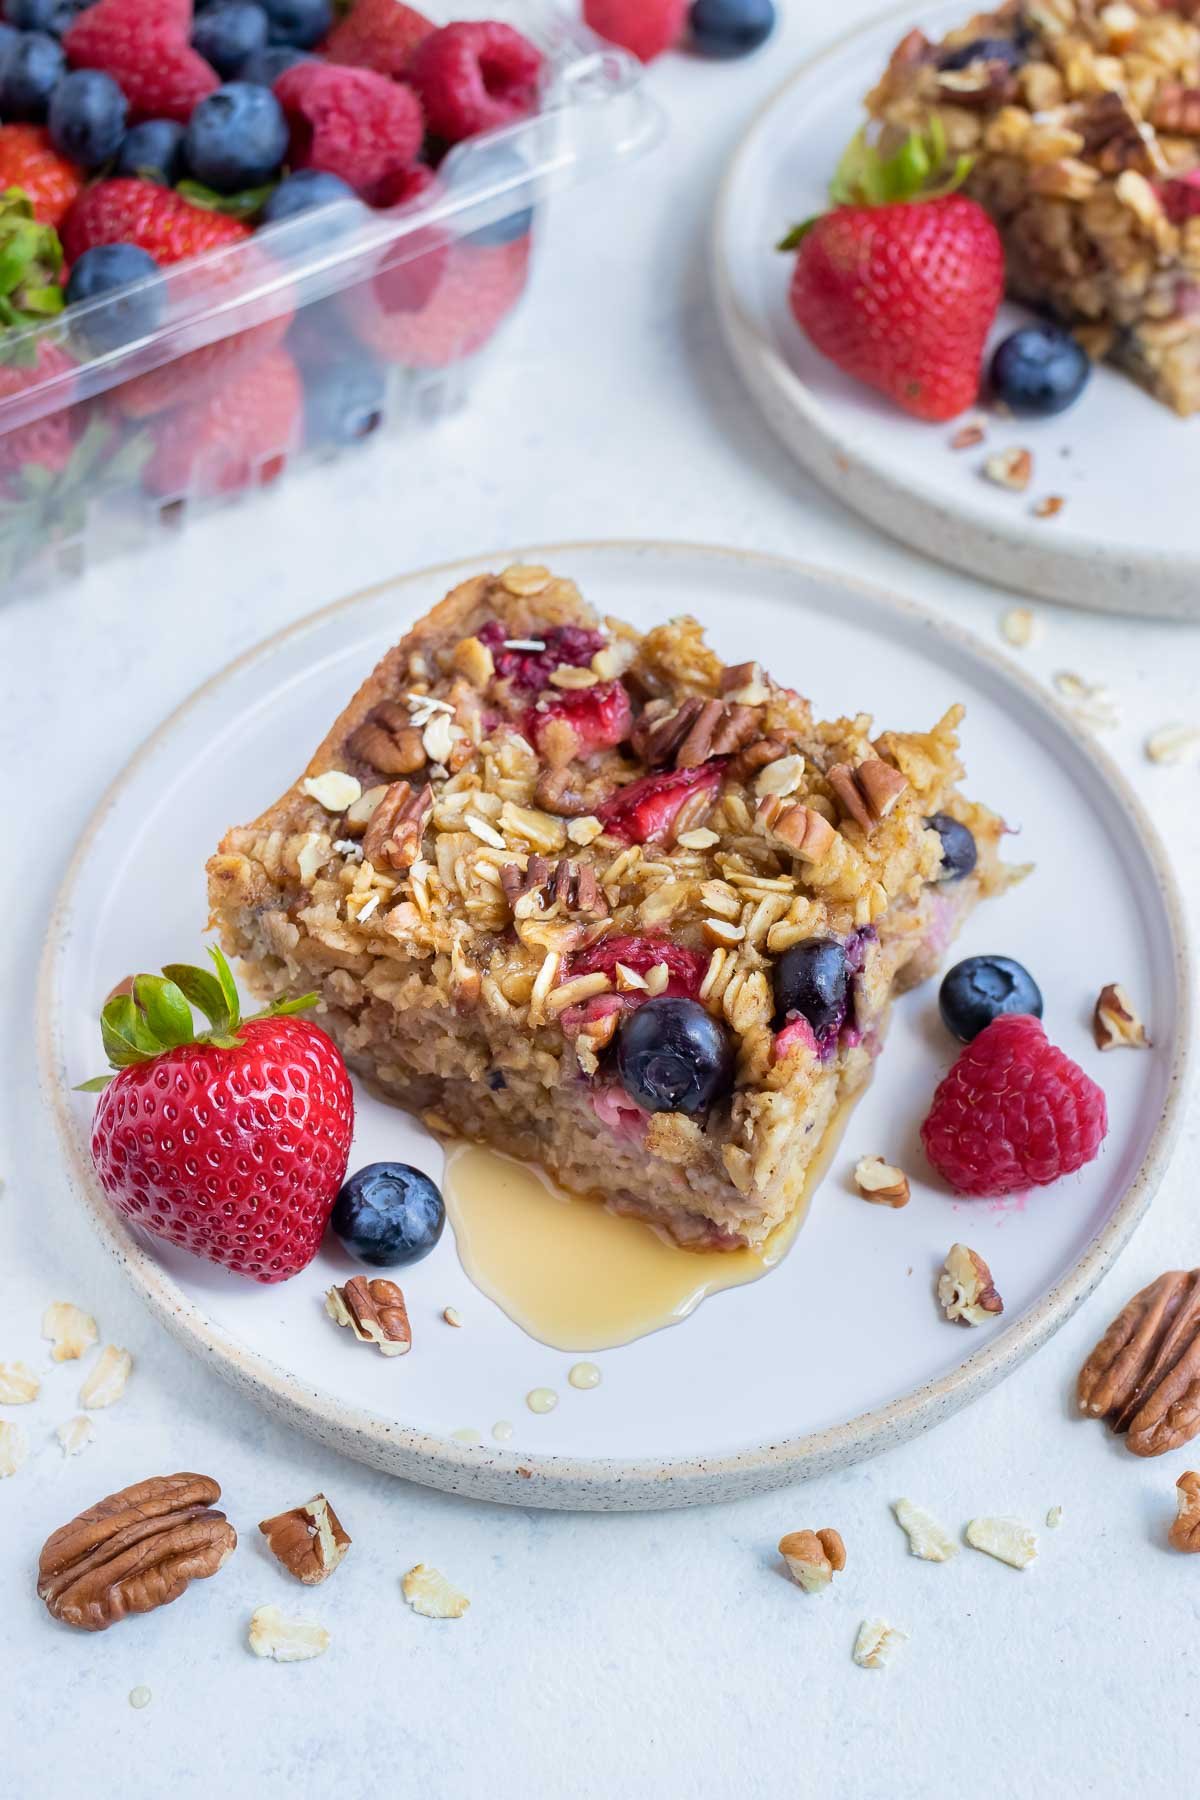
[0,0,664,594]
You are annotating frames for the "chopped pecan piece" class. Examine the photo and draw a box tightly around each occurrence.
[38,1474,236,1632]
[1077,1269,1200,1456]
[779,1527,846,1593]
[937,1243,1003,1325]
[1169,1471,1200,1552]
[533,765,608,818]
[347,701,426,778]
[731,736,787,782]
[826,759,909,832]
[757,795,837,863]
[936,61,1018,108]
[361,780,433,873]
[500,856,605,918]
[259,1494,351,1585]
[1079,90,1162,172]
[674,699,761,767]
[1092,983,1150,1051]
[1151,83,1200,139]
[325,1276,412,1356]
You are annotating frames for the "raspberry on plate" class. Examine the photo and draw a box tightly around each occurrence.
[323,0,434,81]
[921,1014,1108,1198]
[408,21,541,145]
[583,0,687,63]
[65,0,220,123]
[273,59,423,199]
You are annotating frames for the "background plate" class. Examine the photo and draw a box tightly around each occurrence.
[41,542,1190,1508]
[712,0,1200,619]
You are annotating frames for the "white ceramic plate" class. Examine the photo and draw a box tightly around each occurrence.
[713,0,1200,619]
[41,542,1190,1509]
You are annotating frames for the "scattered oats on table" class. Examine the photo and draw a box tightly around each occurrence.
[853,1618,908,1670]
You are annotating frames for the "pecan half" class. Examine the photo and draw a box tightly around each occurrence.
[731,736,787,782]
[533,766,609,818]
[361,780,433,873]
[1077,1269,1200,1456]
[259,1494,350,1585]
[1169,1471,1200,1552]
[631,696,705,767]
[826,759,909,832]
[38,1474,236,1632]
[325,1277,412,1356]
[347,701,426,778]
[1079,90,1162,172]
[500,856,604,918]
[675,699,760,768]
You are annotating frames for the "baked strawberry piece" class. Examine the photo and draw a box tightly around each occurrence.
[209,566,1011,1253]
[83,949,354,1282]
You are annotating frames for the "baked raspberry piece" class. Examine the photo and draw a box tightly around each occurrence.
[583,0,687,63]
[273,61,424,199]
[921,1014,1108,1198]
[323,0,434,81]
[408,21,542,145]
[526,682,633,762]
[209,567,1009,1253]
[64,0,219,123]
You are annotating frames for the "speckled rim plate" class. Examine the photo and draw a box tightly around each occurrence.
[39,542,1191,1510]
[712,0,1200,619]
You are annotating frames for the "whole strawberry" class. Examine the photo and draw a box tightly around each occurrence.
[0,124,83,228]
[921,1014,1107,1198]
[61,177,251,266]
[782,125,1004,422]
[82,949,354,1283]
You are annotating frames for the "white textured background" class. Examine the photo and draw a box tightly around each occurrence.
[3,4,1199,1795]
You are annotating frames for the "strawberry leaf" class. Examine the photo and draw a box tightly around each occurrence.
[162,961,232,1035]
[209,946,242,1028]
[781,122,975,249]
[73,1074,114,1092]
[254,992,320,1020]
[132,974,196,1049]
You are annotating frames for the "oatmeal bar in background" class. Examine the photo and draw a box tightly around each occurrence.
[207,567,1011,1253]
[866,0,1200,414]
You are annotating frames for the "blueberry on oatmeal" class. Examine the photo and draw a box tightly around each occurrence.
[772,939,848,1041]
[616,998,735,1117]
[926,813,977,882]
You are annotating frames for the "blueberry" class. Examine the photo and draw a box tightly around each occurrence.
[616,997,735,1116]
[331,1162,445,1268]
[261,167,356,224]
[184,80,288,192]
[259,0,331,49]
[237,42,308,84]
[939,34,1025,70]
[0,30,64,119]
[926,813,978,882]
[771,937,848,1039]
[66,243,164,353]
[47,68,127,168]
[688,0,776,58]
[0,20,16,58]
[989,324,1091,418]
[116,118,187,185]
[2,0,81,35]
[192,1,269,79]
[450,142,535,247]
[303,349,386,448]
[938,954,1044,1044]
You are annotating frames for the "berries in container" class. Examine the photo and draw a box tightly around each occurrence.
[0,0,664,593]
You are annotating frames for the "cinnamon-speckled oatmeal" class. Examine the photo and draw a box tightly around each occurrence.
[207,567,1012,1252]
[866,0,1200,414]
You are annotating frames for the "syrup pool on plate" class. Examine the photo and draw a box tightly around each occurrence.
[440,1094,856,1354]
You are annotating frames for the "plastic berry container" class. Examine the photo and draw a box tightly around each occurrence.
[0,2,663,595]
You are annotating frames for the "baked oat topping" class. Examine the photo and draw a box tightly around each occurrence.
[207,569,1010,1256]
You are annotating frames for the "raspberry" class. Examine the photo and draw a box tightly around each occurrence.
[324,0,434,81]
[341,234,528,367]
[1158,171,1200,225]
[273,60,424,200]
[566,936,707,1000]
[596,761,725,846]
[65,0,219,123]
[477,620,606,692]
[408,21,541,144]
[526,681,632,761]
[583,0,687,62]
[920,1014,1107,1198]
[144,346,302,498]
